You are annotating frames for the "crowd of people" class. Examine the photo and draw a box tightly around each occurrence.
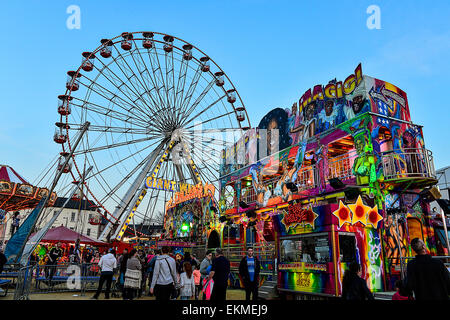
[92,246,263,301]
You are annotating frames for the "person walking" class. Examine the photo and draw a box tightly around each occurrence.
[199,250,213,300]
[179,262,195,300]
[405,238,450,300]
[239,247,261,300]
[123,249,142,300]
[90,251,101,276]
[92,249,117,299]
[45,242,62,281]
[341,261,374,300]
[183,252,198,269]
[147,249,160,295]
[150,246,179,301]
[193,265,201,300]
[208,248,230,302]
[137,249,146,298]
[117,249,129,292]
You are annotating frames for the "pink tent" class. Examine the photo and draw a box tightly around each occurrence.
[31,225,107,246]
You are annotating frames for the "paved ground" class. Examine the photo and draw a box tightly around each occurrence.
[1,289,246,300]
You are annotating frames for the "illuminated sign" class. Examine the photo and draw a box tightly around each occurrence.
[145,177,178,192]
[166,183,215,209]
[278,262,327,272]
[298,64,363,112]
[281,204,319,230]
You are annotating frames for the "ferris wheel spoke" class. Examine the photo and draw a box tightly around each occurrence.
[176,64,202,119]
[70,97,149,129]
[174,57,189,116]
[144,49,169,113]
[184,111,235,130]
[78,74,160,130]
[147,46,172,112]
[68,123,151,135]
[181,93,227,127]
[127,43,168,116]
[73,135,160,155]
[178,78,217,125]
[95,51,157,121]
[84,139,161,181]
[98,140,166,205]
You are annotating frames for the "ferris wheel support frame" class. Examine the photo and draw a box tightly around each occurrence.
[13,122,90,264]
[112,138,177,241]
[98,140,167,242]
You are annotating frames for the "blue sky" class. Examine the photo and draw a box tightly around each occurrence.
[1,0,449,184]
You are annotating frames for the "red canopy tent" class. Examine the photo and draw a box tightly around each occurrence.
[31,225,107,246]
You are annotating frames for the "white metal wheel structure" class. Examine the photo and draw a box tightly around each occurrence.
[55,31,251,241]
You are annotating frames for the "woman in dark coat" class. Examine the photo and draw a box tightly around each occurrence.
[341,261,374,300]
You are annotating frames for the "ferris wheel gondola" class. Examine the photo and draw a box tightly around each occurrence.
[55,31,251,240]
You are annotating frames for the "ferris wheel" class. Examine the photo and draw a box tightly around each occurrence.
[54,31,251,241]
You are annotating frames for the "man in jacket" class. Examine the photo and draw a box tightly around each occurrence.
[150,246,178,300]
[405,238,450,300]
[92,249,117,299]
[208,248,230,301]
[239,247,261,300]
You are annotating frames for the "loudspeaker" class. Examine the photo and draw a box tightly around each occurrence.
[429,186,442,200]
[329,178,345,190]
[285,182,298,192]
[239,201,249,208]
[344,187,360,200]
[246,210,256,219]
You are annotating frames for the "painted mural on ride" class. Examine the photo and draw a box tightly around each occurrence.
[216,63,438,294]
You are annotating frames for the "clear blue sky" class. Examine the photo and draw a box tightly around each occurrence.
[1,0,449,184]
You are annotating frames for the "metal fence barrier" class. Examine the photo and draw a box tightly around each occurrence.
[13,263,120,300]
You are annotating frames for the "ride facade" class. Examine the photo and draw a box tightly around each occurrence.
[214,64,440,298]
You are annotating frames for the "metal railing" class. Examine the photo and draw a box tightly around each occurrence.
[223,148,436,208]
[380,148,436,180]
[13,262,119,300]
[223,242,276,276]
[327,150,358,181]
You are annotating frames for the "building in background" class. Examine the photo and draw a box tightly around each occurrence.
[1,197,103,243]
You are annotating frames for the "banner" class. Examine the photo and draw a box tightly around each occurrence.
[4,198,46,264]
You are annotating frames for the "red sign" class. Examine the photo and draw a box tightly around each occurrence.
[282,204,318,230]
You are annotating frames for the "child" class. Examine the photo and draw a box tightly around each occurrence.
[179,262,195,300]
[392,280,411,300]
[193,265,201,300]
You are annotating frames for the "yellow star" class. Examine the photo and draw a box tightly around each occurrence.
[348,195,371,226]
[366,205,383,228]
[332,200,352,228]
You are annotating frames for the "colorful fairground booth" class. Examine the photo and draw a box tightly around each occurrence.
[217,63,442,298]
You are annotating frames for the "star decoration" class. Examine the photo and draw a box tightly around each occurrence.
[366,205,383,228]
[332,200,352,228]
[303,204,319,229]
[348,195,371,226]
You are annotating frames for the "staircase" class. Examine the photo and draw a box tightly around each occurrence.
[258,279,278,300]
